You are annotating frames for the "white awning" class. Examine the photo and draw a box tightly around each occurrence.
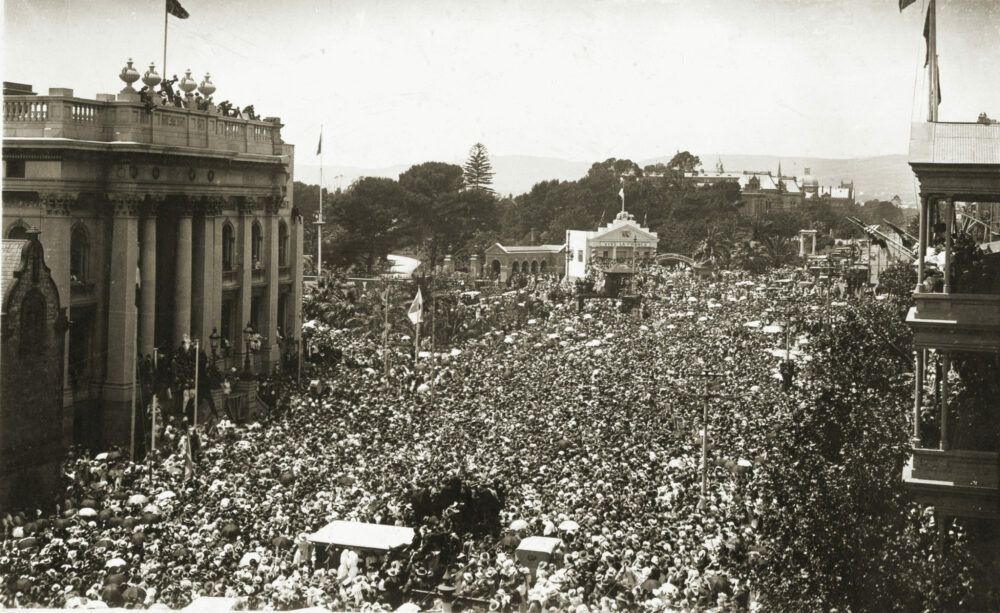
[308,520,414,553]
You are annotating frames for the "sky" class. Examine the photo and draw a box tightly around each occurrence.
[4,0,1000,172]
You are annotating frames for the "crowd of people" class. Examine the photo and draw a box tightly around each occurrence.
[2,265,860,611]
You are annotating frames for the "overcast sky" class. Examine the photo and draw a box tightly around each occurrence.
[4,0,999,170]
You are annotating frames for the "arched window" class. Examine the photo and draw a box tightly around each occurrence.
[222,222,235,271]
[530,261,538,274]
[491,260,501,278]
[539,260,548,273]
[278,219,289,267]
[70,224,89,283]
[511,261,519,274]
[7,223,28,240]
[251,221,263,268]
[20,289,47,355]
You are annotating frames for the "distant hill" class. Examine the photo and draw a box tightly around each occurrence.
[296,153,916,205]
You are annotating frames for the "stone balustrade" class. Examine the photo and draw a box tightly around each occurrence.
[906,292,1000,351]
[3,93,283,157]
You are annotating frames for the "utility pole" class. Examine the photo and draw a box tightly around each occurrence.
[693,371,724,506]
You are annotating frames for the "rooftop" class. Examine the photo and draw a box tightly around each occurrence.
[909,121,1000,166]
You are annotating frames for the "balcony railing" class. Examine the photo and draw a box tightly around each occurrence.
[3,94,284,157]
[904,447,1000,518]
[222,267,240,287]
[906,293,1000,352]
[279,265,291,280]
[252,266,266,284]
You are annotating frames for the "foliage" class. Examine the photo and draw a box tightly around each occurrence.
[463,142,496,193]
[329,177,409,271]
[876,260,917,300]
[752,298,975,612]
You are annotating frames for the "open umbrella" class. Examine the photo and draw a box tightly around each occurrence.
[95,452,110,461]
[155,491,175,501]
[79,508,98,518]
[142,503,160,514]
[239,552,262,567]
[558,520,580,532]
[105,557,127,569]
[509,519,529,531]
[94,538,115,549]
[271,536,293,549]
[127,494,148,506]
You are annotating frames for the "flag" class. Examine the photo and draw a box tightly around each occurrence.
[166,0,189,19]
[317,132,322,156]
[899,0,917,10]
[408,288,423,325]
[923,6,930,66]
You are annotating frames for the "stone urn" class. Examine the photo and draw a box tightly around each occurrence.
[198,73,216,97]
[178,69,198,94]
[119,58,141,92]
[142,63,162,89]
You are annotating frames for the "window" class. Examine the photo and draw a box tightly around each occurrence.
[7,224,28,240]
[70,225,89,283]
[577,250,584,262]
[602,250,608,259]
[511,262,519,274]
[5,159,25,178]
[278,220,289,267]
[251,221,263,268]
[222,222,235,271]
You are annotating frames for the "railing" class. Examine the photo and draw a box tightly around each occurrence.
[252,266,266,284]
[70,102,100,123]
[908,447,999,488]
[4,99,48,121]
[3,94,283,156]
[222,267,240,286]
[279,265,291,279]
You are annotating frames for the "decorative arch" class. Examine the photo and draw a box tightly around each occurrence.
[6,220,30,240]
[530,261,538,274]
[539,260,548,273]
[511,261,520,274]
[490,259,501,277]
[222,220,236,271]
[655,253,696,267]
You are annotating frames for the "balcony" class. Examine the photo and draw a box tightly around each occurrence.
[903,448,1000,519]
[222,266,240,288]
[279,265,291,281]
[3,91,284,157]
[906,293,1000,352]
[252,265,266,285]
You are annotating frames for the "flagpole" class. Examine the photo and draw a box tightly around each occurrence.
[927,0,938,122]
[130,306,138,461]
[193,339,200,428]
[163,1,169,77]
[317,125,324,279]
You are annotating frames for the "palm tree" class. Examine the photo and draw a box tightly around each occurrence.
[763,235,795,268]
[731,240,766,273]
[693,227,733,265]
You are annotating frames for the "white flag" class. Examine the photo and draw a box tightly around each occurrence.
[408,288,423,325]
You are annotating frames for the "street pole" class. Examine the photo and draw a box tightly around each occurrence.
[193,339,200,427]
[316,125,324,279]
[693,371,724,506]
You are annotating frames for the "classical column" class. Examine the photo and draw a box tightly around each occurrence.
[192,197,222,345]
[943,197,954,294]
[917,196,928,290]
[810,233,816,255]
[798,233,806,257]
[139,202,158,358]
[940,352,950,451]
[39,192,76,443]
[239,198,255,365]
[103,194,141,446]
[264,197,282,369]
[173,203,194,345]
[291,205,304,362]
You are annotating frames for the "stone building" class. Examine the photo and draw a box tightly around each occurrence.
[565,210,658,280]
[1,229,67,509]
[1,65,303,449]
[482,243,566,282]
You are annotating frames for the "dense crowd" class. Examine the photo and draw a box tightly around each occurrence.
[2,266,862,611]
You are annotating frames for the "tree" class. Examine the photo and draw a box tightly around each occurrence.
[330,177,408,271]
[692,227,732,265]
[463,143,496,193]
[666,150,701,173]
[762,235,795,267]
[399,162,497,269]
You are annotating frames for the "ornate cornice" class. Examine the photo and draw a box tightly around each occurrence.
[39,191,78,216]
[106,193,142,217]
[198,195,226,217]
[263,195,282,215]
[239,197,258,216]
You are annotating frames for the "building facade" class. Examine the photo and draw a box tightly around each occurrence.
[483,243,565,282]
[565,210,658,280]
[1,71,303,449]
[684,165,856,216]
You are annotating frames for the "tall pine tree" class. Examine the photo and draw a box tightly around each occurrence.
[463,142,495,193]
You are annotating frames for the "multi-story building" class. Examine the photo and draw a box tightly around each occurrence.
[1,67,303,452]
[903,120,1000,525]
[684,164,856,216]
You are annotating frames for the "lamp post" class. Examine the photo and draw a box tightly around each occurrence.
[209,327,220,363]
[243,322,256,379]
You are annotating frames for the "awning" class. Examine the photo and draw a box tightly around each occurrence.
[308,520,414,553]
